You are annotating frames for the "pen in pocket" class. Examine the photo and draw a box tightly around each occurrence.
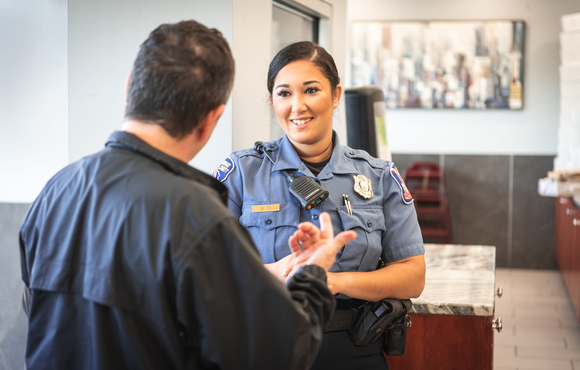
[342,194,353,216]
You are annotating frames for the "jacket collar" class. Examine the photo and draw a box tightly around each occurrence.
[105,131,229,205]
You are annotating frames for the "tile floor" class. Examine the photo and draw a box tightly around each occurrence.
[494,268,580,370]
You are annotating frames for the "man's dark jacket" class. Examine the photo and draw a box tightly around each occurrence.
[19,131,334,370]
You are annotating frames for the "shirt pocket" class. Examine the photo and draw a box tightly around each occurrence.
[239,203,300,264]
[336,207,386,272]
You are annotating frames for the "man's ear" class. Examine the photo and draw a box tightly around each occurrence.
[196,104,226,143]
[125,75,131,102]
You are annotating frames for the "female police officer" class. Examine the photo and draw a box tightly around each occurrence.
[214,41,426,369]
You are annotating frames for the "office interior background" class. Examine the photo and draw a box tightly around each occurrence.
[2,0,580,369]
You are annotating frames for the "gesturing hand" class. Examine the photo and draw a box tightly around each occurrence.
[284,212,356,277]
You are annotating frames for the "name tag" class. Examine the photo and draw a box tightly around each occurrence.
[252,204,280,213]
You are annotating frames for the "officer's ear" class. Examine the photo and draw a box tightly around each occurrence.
[195,104,226,144]
[332,84,343,109]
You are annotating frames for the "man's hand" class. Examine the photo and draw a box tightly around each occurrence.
[285,213,356,276]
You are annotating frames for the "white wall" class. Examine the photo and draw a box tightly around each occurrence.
[347,0,580,155]
[231,0,273,152]
[0,0,68,203]
[68,0,233,173]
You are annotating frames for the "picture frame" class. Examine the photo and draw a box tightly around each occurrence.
[350,20,526,110]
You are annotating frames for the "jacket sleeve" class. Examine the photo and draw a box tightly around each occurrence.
[19,195,44,287]
[175,217,334,370]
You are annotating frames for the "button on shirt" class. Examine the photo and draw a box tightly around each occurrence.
[224,132,424,275]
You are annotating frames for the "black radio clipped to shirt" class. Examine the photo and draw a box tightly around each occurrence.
[254,141,329,210]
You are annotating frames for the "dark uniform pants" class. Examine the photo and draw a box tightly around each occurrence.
[309,331,389,370]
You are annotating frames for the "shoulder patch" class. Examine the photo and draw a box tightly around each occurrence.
[390,163,413,204]
[212,157,235,182]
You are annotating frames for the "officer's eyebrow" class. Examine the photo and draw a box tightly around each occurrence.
[275,80,321,90]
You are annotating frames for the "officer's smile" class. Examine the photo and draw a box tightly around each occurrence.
[290,117,313,126]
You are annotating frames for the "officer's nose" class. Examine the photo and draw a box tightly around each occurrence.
[291,96,306,114]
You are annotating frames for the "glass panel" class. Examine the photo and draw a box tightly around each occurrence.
[272,4,315,57]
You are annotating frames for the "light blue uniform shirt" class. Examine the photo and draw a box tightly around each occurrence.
[218,133,424,274]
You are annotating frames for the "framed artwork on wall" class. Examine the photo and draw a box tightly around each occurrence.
[350,20,525,110]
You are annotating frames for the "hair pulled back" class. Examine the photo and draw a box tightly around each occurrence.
[267,41,340,96]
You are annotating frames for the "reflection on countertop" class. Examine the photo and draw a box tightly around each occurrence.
[411,244,496,317]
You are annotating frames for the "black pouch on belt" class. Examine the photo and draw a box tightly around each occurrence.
[348,298,411,347]
[384,299,412,356]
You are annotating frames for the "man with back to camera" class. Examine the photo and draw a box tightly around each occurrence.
[19,20,356,370]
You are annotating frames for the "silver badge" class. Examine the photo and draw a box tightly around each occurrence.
[353,175,373,199]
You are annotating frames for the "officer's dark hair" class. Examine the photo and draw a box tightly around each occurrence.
[125,20,235,139]
[267,41,340,97]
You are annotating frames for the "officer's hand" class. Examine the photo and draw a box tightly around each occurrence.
[264,254,294,282]
[287,212,356,272]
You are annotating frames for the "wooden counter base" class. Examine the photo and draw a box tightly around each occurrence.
[387,313,494,370]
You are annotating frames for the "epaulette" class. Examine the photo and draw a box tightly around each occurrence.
[343,148,389,170]
[233,142,280,159]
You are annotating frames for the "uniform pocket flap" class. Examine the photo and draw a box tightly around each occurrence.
[240,203,300,230]
[337,207,386,233]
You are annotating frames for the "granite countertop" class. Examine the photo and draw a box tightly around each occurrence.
[410,244,496,316]
[574,195,580,208]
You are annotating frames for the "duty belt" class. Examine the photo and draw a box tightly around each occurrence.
[323,310,355,332]
[323,299,366,333]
